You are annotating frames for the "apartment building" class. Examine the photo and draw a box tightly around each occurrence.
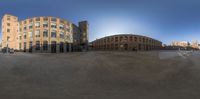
[1,14,88,53]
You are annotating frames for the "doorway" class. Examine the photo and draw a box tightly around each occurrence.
[60,42,64,53]
[124,44,128,50]
[138,44,141,50]
[51,41,56,53]
[29,41,32,53]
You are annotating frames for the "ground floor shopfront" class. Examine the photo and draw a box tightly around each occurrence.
[22,43,79,53]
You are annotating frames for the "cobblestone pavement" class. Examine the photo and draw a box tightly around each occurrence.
[0,51,200,99]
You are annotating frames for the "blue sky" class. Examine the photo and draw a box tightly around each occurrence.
[1,0,200,44]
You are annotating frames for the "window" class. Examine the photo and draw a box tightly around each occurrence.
[65,35,70,41]
[36,17,40,21]
[35,30,40,37]
[51,23,57,28]
[60,42,64,53]
[104,39,106,43]
[24,32,26,39]
[43,30,48,37]
[19,43,21,50]
[146,39,148,43]
[111,37,114,42]
[111,44,114,49]
[60,19,64,24]
[35,22,40,28]
[43,41,48,51]
[59,24,64,30]
[115,37,118,42]
[29,24,33,29]
[107,38,110,42]
[24,26,27,30]
[130,36,133,41]
[134,37,137,42]
[51,30,56,38]
[43,17,48,21]
[7,29,10,32]
[24,42,26,50]
[66,29,70,32]
[43,22,48,28]
[120,37,123,42]
[29,41,33,49]
[7,17,10,20]
[29,32,33,38]
[125,36,128,40]
[115,44,118,49]
[7,23,10,26]
[36,41,40,50]
[51,17,57,22]
[19,36,22,40]
[60,32,64,39]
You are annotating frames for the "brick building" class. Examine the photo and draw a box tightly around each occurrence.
[91,34,162,51]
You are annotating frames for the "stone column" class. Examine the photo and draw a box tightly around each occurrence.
[40,44,43,53]
[64,43,67,53]
[32,45,36,53]
[69,43,72,52]
[48,43,51,53]
[56,44,60,53]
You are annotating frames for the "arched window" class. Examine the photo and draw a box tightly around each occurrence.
[60,32,64,39]
[35,30,40,37]
[29,32,33,38]
[36,41,40,50]
[51,22,57,28]
[43,30,48,37]
[43,41,48,51]
[51,30,57,38]
[43,22,48,28]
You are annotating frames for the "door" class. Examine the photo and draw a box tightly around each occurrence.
[51,41,56,53]
[29,41,32,52]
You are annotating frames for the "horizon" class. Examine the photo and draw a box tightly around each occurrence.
[1,0,200,44]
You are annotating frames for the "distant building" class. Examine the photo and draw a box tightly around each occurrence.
[191,40,199,49]
[1,14,89,53]
[171,41,200,50]
[171,41,190,47]
[198,44,200,49]
[91,34,162,51]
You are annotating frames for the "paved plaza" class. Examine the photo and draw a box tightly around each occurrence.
[0,51,200,99]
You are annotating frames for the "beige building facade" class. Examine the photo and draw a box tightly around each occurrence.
[171,41,190,47]
[1,14,19,50]
[171,41,200,50]
[91,34,162,51]
[1,14,88,53]
[191,40,199,49]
